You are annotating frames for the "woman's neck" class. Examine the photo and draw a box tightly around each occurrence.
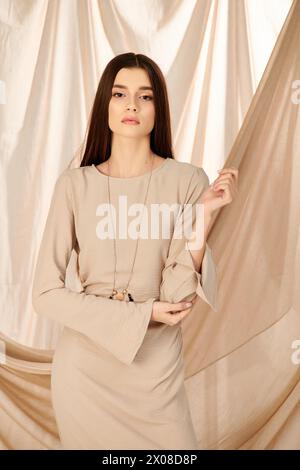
[106,151,155,178]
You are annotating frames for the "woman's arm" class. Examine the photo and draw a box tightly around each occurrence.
[32,169,156,365]
[159,167,218,311]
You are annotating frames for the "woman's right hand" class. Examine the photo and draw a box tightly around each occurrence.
[151,298,197,325]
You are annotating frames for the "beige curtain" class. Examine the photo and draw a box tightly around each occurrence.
[1,0,299,449]
[182,0,300,449]
[0,332,61,450]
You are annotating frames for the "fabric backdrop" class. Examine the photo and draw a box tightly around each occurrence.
[0,0,299,450]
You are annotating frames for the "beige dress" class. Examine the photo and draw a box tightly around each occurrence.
[32,157,218,450]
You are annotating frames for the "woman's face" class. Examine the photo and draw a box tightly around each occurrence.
[108,67,155,137]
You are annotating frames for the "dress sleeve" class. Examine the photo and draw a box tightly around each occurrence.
[32,169,156,366]
[159,167,218,311]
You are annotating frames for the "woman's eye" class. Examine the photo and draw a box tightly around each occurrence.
[112,92,153,101]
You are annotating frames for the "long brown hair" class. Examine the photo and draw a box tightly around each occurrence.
[80,53,174,167]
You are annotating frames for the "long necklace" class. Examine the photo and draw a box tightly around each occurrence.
[107,154,154,301]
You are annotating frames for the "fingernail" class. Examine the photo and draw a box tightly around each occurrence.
[185,302,192,307]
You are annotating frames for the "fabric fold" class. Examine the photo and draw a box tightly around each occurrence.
[32,169,156,366]
[160,241,218,310]
[160,167,218,311]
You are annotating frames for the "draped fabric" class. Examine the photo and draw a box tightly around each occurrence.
[1,0,299,449]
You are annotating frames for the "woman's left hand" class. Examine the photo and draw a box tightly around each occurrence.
[199,167,239,214]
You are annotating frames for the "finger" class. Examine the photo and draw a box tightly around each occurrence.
[215,178,238,196]
[167,307,192,324]
[217,168,239,180]
[213,175,233,187]
[215,172,237,182]
[218,172,238,186]
[173,302,195,316]
[213,180,234,192]
[168,301,193,312]
[214,184,233,202]
[213,182,231,192]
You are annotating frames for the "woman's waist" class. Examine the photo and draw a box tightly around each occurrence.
[83,283,160,302]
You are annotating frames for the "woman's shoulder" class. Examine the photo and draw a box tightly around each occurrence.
[166,158,209,184]
[52,166,94,200]
[58,164,93,183]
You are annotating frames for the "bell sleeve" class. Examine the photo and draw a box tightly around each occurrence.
[159,167,218,311]
[32,169,156,366]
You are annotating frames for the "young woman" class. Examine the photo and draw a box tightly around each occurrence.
[32,52,238,450]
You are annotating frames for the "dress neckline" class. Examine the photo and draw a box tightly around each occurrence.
[91,157,170,181]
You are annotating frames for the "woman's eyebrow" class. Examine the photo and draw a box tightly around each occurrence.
[112,84,153,91]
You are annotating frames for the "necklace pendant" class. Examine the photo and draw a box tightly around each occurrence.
[115,291,125,300]
[110,288,128,301]
[109,289,134,301]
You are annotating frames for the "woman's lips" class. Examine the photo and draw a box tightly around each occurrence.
[122,119,140,125]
